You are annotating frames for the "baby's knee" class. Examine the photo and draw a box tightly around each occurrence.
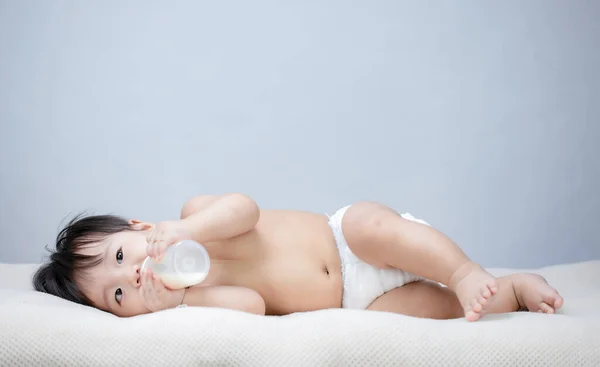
[342,201,397,239]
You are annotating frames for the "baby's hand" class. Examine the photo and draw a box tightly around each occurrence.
[139,269,186,312]
[146,220,192,260]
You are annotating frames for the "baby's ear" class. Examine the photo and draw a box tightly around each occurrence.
[128,219,153,231]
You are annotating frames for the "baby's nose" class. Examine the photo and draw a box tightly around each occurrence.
[133,265,141,287]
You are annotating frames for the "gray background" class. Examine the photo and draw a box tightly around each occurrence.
[1,1,599,268]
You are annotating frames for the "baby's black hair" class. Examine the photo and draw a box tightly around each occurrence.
[33,213,132,306]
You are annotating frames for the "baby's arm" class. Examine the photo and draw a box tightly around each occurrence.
[182,286,266,315]
[180,193,260,244]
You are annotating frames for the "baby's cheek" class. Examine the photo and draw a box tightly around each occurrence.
[126,287,140,304]
[130,293,150,314]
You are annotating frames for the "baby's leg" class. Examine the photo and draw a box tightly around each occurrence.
[366,280,464,319]
[366,273,563,319]
[342,202,497,321]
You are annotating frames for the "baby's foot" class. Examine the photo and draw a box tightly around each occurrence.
[449,262,499,322]
[513,273,563,314]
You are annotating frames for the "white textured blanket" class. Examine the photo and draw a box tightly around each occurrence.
[1,261,599,366]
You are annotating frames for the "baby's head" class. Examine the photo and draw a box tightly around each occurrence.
[33,213,154,317]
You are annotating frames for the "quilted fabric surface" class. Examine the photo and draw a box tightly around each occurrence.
[1,261,599,366]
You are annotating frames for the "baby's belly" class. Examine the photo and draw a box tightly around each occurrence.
[259,255,343,315]
[208,210,344,315]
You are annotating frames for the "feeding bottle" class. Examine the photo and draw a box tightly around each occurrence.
[140,240,210,289]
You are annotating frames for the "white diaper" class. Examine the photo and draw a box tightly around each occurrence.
[327,205,427,309]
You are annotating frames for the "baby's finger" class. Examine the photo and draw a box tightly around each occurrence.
[143,283,159,311]
[146,236,155,257]
[148,240,154,258]
[151,241,160,259]
[140,269,150,288]
[145,224,156,241]
[156,241,167,260]
[153,240,163,260]
[146,269,157,287]
[146,227,158,257]
[152,272,166,292]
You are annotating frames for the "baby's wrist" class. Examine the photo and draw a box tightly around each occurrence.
[179,217,198,238]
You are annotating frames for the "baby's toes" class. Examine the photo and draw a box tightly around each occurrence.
[543,292,563,310]
[465,310,481,322]
[487,280,499,295]
[471,299,483,313]
[478,296,488,307]
[554,296,564,309]
[481,286,492,299]
[538,302,555,314]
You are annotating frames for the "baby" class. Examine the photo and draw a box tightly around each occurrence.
[34,193,564,321]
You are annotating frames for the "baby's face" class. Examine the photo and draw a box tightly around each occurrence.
[77,227,153,317]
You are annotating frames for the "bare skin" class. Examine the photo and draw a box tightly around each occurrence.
[341,202,500,321]
[77,194,564,320]
[367,274,563,319]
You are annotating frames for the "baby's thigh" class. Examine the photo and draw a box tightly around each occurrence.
[366,281,463,319]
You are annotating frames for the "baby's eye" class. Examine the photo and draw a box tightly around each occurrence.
[116,248,123,264]
[115,288,122,304]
